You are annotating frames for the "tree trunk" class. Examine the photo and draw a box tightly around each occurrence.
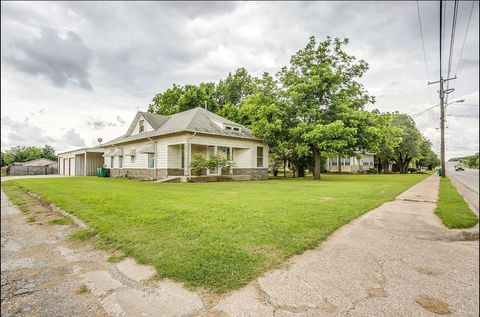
[298,165,305,177]
[377,158,382,174]
[338,156,342,173]
[312,147,321,180]
[283,158,287,178]
[383,160,390,173]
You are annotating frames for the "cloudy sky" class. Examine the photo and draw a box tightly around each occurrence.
[1,1,478,159]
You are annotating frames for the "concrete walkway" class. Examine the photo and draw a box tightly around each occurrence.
[213,175,479,316]
[2,175,479,316]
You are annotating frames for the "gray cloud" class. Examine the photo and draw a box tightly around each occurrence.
[116,116,126,124]
[1,116,86,150]
[61,129,86,147]
[458,58,480,71]
[86,115,126,130]
[1,1,478,156]
[86,120,117,130]
[3,26,93,89]
[1,116,56,146]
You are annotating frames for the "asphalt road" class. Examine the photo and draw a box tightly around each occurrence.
[446,162,479,214]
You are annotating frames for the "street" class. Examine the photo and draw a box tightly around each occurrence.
[446,162,479,214]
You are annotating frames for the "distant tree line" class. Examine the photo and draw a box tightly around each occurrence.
[449,153,479,169]
[1,145,57,167]
[148,36,439,178]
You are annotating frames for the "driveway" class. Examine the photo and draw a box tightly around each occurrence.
[1,175,71,182]
[2,175,478,316]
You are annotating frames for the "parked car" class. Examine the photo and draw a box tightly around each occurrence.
[454,165,465,171]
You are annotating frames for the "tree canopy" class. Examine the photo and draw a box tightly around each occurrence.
[1,145,57,167]
[146,35,439,178]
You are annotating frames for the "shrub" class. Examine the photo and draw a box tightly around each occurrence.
[368,167,378,174]
[190,154,208,176]
[407,167,417,174]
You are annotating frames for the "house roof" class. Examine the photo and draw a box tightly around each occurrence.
[13,158,57,166]
[103,107,261,146]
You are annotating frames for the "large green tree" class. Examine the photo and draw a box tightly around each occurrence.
[147,68,256,122]
[391,113,423,173]
[1,145,58,166]
[278,36,374,179]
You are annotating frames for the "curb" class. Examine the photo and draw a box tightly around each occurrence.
[27,191,88,229]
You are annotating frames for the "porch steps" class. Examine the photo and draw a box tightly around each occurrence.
[154,177,181,183]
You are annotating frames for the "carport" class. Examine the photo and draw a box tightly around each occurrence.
[58,147,105,176]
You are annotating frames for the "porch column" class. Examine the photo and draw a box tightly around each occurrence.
[84,152,87,176]
[184,142,190,177]
[229,146,233,175]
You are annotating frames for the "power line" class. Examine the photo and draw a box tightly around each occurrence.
[448,1,477,108]
[455,1,476,75]
[440,0,443,78]
[445,0,459,106]
[411,104,438,118]
[416,0,435,105]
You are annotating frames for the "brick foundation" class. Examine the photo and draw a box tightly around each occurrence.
[232,168,268,180]
[110,168,166,180]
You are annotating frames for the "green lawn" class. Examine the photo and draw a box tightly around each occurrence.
[435,177,478,229]
[3,174,426,292]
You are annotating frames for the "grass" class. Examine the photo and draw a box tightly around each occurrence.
[48,216,73,225]
[77,284,90,294]
[2,174,426,292]
[27,215,36,223]
[435,177,478,229]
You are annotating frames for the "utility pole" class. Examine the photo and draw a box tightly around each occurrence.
[429,76,455,178]
[439,77,446,177]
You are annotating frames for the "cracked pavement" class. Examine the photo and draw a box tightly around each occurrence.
[1,175,479,316]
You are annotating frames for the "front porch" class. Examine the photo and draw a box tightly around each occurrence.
[167,143,253,177]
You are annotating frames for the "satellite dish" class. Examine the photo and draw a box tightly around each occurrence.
[98,137,103,144]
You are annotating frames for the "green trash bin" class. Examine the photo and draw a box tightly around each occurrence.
[437,167,443,176]
[97,167,110,177]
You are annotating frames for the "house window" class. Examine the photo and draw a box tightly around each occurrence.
[331,157,337,166]
[130,155,135,163]
[139,119,145,133]
[119,156,123,168]
[257,147,264,167]
[344,157,351,166]
[226,126,232,130]
[148,153,155,168]
[233,127,240,132]
[110,157,114,168]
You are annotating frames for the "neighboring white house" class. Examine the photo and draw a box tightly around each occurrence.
[326,152,375,173]
[58,107,269,180]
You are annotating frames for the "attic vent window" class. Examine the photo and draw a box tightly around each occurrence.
[139,119,145,133]
[225,125,241,133]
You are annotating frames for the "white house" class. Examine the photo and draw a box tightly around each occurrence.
[58,107,269,180]
[326,152,375,173]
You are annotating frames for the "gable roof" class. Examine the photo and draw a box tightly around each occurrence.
[13,158,57,166]
[103,107,261,146]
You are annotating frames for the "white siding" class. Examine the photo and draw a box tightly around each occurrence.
[157,133,190,168]
[233,148,251,168]
[131,116,154,135]
[168,145,182,168]
[187,134,267,168]
[101,133,267,170]
[58,152,76,175]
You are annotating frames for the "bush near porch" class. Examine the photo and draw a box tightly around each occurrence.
[3,174,427,292]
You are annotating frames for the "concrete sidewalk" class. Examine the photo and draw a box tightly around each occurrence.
[2,175,478,316]
[214,175,479,316]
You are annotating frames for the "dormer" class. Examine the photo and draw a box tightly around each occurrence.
[224,124,241,133]
[125,112,155,136]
